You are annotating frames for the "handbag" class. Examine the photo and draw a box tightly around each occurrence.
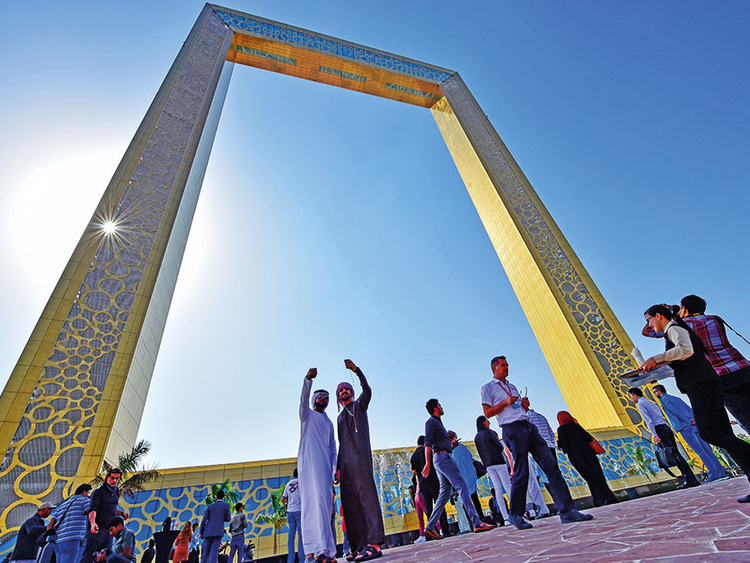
[655,443,679,477]
[589,439,605,455]
[473,459,487,479]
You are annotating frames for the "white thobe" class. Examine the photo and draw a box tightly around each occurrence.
[298,378,337,558]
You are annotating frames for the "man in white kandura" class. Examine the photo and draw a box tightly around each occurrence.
[298,368,337,563]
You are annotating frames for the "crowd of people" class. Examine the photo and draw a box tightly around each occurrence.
[9,293,750,563]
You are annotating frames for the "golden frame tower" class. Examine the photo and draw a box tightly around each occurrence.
[0,4,640,538]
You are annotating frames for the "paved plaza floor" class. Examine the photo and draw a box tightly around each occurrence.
[380,476,750,562]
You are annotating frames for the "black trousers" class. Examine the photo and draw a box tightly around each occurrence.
[78,526,112,563]
[503,420,574,516]
[654,424,698,485]
[721,367,750,433]
[686,381,750,478]
[470,492,485,522]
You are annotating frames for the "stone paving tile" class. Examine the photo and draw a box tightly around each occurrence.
[378,477,750,562]
[714,536,750,551]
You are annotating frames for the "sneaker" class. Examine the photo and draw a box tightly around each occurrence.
[559,509,594,524]
[508,515,533,530]
[414,536,427,544]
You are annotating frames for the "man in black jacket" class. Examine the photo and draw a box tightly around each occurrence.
[79,468,129,563]
[10,502,54,563]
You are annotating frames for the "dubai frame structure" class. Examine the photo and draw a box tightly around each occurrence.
[0,4,642,538]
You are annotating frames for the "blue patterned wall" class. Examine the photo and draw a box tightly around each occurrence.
[0,433,668,559]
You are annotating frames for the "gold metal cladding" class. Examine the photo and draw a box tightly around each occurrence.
[0,6,234,542]
[431,74,641,431]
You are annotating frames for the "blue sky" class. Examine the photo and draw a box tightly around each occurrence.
[1,1,749,469]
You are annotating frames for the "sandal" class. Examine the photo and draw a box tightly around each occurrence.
[352,546,382,561]
[314,555,336,563]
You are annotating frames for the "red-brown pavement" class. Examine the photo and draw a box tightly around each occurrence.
[379,477,750,562]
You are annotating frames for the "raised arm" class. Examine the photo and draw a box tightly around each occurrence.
[300,369,316,421]
[642,324,662,338]
[345,359,371,410]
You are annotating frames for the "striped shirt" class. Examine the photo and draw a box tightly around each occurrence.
[683,315,750,376]
[526,409,556,448]
[52,494,91,543]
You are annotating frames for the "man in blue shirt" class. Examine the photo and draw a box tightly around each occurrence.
[653,385,727,482]
[421,398,495,539]
[628,387,700,488]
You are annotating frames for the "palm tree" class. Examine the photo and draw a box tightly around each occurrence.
[625,445,658,481]
[255,484,287,555]
[204,480,241,508]
[93,439,161,498]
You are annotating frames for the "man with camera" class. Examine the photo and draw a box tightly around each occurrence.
[96,517,136,563]
[335,359,385,562]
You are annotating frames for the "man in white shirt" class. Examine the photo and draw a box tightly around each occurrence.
[481,355,592,530]
[628,387,699,488]
[281,469,302,563]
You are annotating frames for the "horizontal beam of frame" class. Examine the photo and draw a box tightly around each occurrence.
[212,4,452,107]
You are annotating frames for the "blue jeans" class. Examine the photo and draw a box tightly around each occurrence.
[502,420,575,516]
[229,535,244,563]
[39,541,56,563]
[286,511,303,563]
[425,452,481,531]
[57,540,84,563]
[681,425,727,480]
[201,537,222,563]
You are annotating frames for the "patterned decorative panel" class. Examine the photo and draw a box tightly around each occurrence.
[438,76,642,428]
[212,8,452,83]
[0,9,233,544]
